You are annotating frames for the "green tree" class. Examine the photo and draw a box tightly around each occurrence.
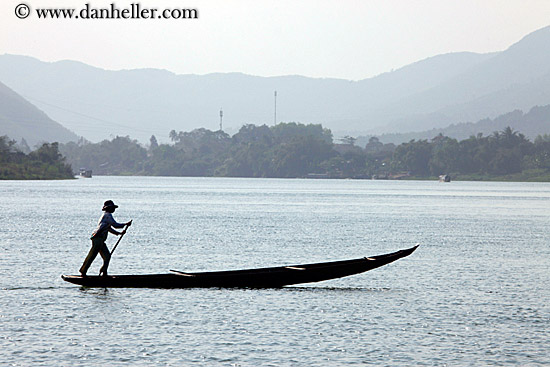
[527,135,550,170]
[271,122,333,144]
[1,137,73,180]
[428,135,460,175]
[218,142,271,177]
[391,139,432,176]
[232,124,273,146]
[340,136,357,146]
[270,135,334,177]
[149,135,159,150]
[488,127,532,175]
[30,142,63,164]
[365,136,383,153]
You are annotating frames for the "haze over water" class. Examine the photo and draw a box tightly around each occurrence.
[1,177,549,366]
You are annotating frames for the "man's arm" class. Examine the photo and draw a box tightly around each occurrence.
[106,213,126,229]
[108,227,123,236]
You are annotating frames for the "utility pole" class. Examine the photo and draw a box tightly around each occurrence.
[274,90,277,125]
[219,108,223,131]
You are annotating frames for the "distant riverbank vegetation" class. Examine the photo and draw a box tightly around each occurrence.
[57,123,550,181]
[0,136,74,180]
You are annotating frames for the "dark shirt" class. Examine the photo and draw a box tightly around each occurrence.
[90,212,125,240]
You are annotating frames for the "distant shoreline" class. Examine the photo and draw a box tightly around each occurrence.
[14,174,546,183]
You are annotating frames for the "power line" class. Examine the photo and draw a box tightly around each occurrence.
[22,95,159,134]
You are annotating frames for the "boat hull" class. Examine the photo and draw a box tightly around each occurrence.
[61,245,418,288]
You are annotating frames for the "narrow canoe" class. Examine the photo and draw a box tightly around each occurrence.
[61,245,418,288]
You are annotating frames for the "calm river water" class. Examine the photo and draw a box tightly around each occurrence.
[1,177,549,366]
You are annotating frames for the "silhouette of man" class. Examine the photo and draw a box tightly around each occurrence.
[79,200,132,276]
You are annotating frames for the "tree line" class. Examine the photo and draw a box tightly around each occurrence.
[61,123,340,178]
[391,127,550,180]
[0,136,74,179]
[58,123,550,180]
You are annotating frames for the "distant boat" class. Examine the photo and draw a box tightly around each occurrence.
[439,174,451,182]
[61,245,419,288]
[79,168,92,178]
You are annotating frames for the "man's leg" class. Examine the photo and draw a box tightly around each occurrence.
[79,238,101,276]
[98,243,111,276]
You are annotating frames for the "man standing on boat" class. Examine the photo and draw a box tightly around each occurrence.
[79,200,132,277]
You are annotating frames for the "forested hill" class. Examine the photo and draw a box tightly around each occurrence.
[59,123,550,181]
[0,80,78,147]
[372,104,550,145]
[0,136,74,180]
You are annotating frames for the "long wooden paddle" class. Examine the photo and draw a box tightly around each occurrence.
[110,224,130,256]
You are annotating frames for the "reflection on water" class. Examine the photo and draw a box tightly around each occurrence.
[1,177,549,366]
[79,287,112,298]
[283,286,394,293]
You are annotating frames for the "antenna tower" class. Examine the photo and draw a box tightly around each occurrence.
[274,91,277,125]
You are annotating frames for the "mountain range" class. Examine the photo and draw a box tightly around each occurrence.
[0,81,78,147]
[0,25,549,144]
[366,104,550,146]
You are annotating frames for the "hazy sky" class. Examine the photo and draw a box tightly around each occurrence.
[2,0,550,80]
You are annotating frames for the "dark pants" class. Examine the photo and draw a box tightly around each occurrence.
[79,237,111,276]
